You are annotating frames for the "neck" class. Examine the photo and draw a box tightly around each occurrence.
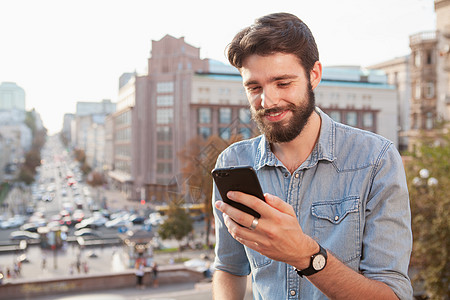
[271,111,321,173]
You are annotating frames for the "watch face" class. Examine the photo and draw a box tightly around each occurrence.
[312,255,326,270]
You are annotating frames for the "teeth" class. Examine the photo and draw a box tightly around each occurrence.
[268,111,283,117]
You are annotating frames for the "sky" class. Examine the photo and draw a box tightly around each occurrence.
[0,0,436,134]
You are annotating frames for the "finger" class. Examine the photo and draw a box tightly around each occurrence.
[264,193,296,216]
[226,191,296,218]
[216,200,257,228]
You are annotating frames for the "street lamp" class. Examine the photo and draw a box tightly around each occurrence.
[412,168,439,188]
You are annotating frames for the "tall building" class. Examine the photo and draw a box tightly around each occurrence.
[0,82,25,111]
[108,35,256,202]
[435,0,450,121]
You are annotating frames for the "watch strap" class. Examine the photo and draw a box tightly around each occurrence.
[295,243,327,277]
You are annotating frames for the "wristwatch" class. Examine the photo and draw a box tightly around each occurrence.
[295,243,328,277]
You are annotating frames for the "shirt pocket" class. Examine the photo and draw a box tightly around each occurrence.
[245,247,272,269]
[311,196,361,263]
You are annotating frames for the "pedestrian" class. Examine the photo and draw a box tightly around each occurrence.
[69,264,74,275]
[151,262,158,287]
[41,254,47,271]
[83,261,89,274]
[135,261,145,289]
[76,259,81,273]
[212,12,412,299]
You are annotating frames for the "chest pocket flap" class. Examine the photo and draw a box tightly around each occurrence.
[311,196,359,224]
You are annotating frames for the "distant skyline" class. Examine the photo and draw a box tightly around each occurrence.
[0,0,436,134]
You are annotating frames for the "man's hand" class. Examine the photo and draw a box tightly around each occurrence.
[215,191,318,270]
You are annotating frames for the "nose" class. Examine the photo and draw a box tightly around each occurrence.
[259,88,278,109]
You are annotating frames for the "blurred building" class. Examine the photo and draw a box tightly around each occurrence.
[71,99,116,171]
[368,56,411,151]
[0,82,25,110]
[317,66,398,147]
[107,35,256,202]
[371,1,450,151]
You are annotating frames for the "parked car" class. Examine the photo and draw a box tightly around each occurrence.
[105,217,131,228]
[74,228,100,238]
[10,230,40,241]
[20,223,40,233]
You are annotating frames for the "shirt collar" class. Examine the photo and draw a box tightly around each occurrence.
[254,107,336,171]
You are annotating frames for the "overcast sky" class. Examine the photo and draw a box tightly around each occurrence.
[0,0,436,134]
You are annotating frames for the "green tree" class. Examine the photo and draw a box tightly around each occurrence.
[157,197,194,252]
[406,126,450,299]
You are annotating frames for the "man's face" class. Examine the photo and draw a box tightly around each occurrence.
[240,53,316,143]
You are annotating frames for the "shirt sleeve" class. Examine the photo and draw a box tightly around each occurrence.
[212,154,251,276]
[361,144,413,300]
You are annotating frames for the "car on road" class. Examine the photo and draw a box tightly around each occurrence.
[105,217,131,228]
[10,230,40,241]
[20,223,40,233]
[74,228,100,238]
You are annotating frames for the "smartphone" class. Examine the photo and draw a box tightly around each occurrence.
[212,166,265,218]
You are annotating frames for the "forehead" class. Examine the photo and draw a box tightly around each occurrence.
[240,53,306,83]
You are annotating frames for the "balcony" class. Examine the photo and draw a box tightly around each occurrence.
[410,31,437,46]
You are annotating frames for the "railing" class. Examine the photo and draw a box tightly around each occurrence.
[410,31,437,45]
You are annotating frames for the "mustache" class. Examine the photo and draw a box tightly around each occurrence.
[253,103,298,117]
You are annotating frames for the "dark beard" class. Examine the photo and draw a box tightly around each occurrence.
[251,83,316,144]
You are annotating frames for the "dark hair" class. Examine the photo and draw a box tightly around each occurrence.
[227,12,319,74]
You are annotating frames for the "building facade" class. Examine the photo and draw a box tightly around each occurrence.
[368,56,411,151]
[0,82,25,111]
[316,66,398,147]
[108,35,255,202]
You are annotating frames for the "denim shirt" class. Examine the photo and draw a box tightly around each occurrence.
[213,108,413,299]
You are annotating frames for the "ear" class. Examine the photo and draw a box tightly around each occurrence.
[309,61,322,90]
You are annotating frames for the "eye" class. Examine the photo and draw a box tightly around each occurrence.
[277,81,291,88]
[246,86,261,93]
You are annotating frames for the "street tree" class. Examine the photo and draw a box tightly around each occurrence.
[157,196,193,253]
[405,126,449,299]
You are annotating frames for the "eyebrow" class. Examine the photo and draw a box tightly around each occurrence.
[243,74,299,87]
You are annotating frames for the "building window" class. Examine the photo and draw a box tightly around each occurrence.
[425,82,434,99]
[157,163,172,174]
[219,127,231,140]
[157,95,174,106]
[157,126,172,141]
[363,112,374,128]
[219,108,232,124]
[346,112,357,127]
[426,112,433,130]
[329,111,341,123]
[198,127,211,139]
[239,108,251,124]
[415,81,421,100]
[219,88,231,95]
[157,108,173,124]
[157,145,172,159]
[157,82,174,93]
[198,108,211,124]
[414,51,421,67]
[426,50,433,65]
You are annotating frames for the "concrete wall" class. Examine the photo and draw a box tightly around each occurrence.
[0,265,204,300]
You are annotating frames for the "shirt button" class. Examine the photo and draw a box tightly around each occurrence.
[335,215,339,221]
[294,173,300,178]
[290,290,296,296]
[284,173,289,178]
